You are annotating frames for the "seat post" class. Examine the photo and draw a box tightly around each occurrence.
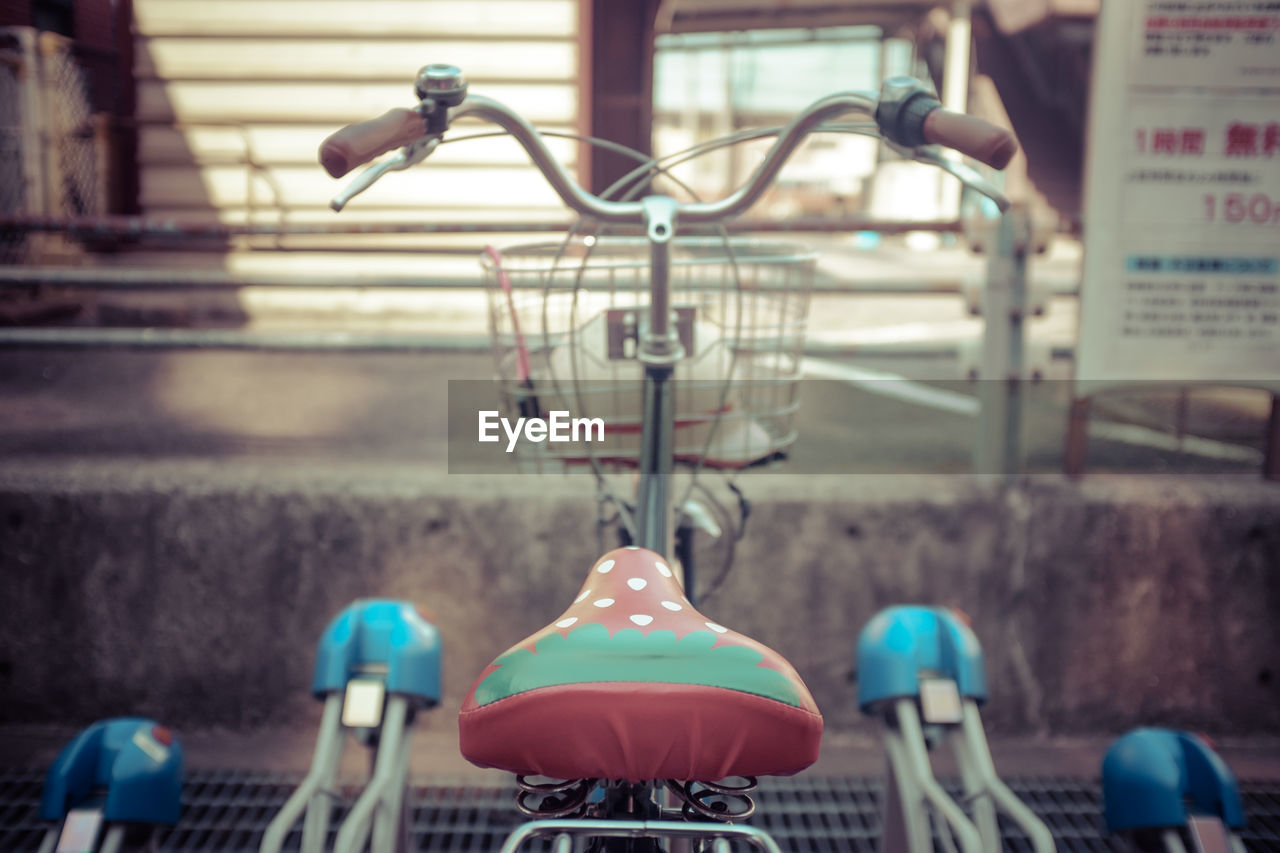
[634,364,675,557]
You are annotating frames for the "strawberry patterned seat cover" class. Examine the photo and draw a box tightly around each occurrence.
[459,547,823,782]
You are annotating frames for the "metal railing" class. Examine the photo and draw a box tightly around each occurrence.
[0,213,973,240]
[0,207,1090,477]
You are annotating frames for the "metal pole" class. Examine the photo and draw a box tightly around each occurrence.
[939,1,972,219]
[635,368,674,557]
[892,700,984,853]
[942,2,972,113]
[260,693,346,853]
[333,696,409,853]
[948,728,999,853]
[879,727,930,853]
[974,209,1027,479]
[634,196,682,559]
[0,213,970,238]
[1063,396,1091,478]
[0,327,496,352]
[1,266,1077,296]
[97,826,125,853]
[956,704,1057,853]
[1265,394,1280,481]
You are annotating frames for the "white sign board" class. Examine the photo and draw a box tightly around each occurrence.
[1077,1,1280,386]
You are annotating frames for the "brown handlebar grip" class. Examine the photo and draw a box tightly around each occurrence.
[921,109,1018,170]
[319,108,427,179]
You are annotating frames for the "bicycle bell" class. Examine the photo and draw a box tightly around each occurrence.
[416,64,468,106]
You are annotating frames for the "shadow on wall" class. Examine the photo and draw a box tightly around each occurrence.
[0,4,248,328]
[88,13,255,329]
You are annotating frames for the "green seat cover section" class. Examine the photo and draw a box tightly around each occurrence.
[473,623,805,708]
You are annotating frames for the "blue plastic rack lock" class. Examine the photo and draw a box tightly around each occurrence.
[854,606,1055,853]
[856,605,987,712]
[1103,728,1246,834]
[39,717,183,826]
[263,599,442,853]
[312,598,442,705]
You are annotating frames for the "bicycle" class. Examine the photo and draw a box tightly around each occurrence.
[317,63,1016,853]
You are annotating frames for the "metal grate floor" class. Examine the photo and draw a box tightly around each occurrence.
[1,771,1277,853]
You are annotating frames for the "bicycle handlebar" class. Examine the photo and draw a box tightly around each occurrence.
[320,71,1019,217]
[320,108,427,179]
[874,77,1017,170]
[921,109,1018,170]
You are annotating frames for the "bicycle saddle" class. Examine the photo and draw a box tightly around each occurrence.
[459,547,823,782]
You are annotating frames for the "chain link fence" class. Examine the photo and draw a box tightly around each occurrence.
[0,30,31,264]
[43,33,100,221]
[0,26,102,266]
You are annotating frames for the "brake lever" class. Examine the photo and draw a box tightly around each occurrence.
[908,145,1012,212]
[329,135,441,212]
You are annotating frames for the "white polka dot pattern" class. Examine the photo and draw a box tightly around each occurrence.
[542,548,745,645]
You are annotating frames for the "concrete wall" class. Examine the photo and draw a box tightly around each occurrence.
[2,462,1277,736]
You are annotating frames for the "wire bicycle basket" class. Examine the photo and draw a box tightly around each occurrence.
[483,236,816,473]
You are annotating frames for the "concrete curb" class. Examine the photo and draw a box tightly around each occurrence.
[2,462,1277,736]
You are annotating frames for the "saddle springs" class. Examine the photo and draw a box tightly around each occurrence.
[515,776,759,823]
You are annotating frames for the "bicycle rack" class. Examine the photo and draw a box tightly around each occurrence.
[1103,728,1247,853]
[37,717,183,853]
[259,599,442,853]
[856,606,1056,853]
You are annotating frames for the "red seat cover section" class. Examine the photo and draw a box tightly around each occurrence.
[459,547,823,781]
